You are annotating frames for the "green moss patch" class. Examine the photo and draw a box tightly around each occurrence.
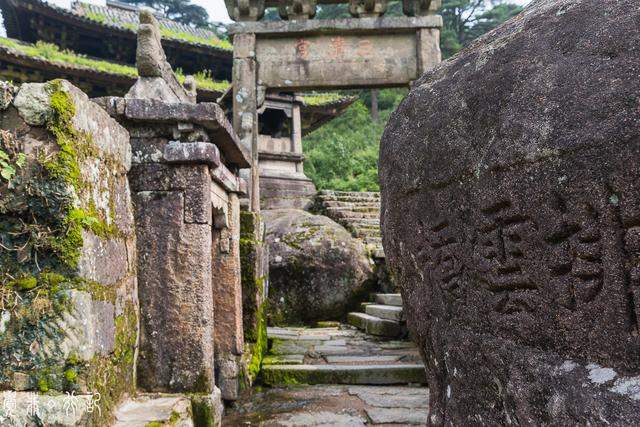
[0,38,230,93]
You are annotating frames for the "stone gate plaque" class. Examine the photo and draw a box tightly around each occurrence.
[256,33,418,89]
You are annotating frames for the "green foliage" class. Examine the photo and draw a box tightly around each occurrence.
[300,93,347,106]
[303,90,405,192]
[0,39,137,77]
[159,27,232,50]
[440,0,524,58]
[0,148,25,182]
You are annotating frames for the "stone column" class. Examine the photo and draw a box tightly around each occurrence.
[233,33,260,213]
[239,209,270,386]
[212,189,245,401]
[131,151,216,393]
[417,28,441,74]
[291,103,304,173]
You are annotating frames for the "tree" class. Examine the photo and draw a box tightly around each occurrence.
[121,0,210,28]
[440,0,523,57]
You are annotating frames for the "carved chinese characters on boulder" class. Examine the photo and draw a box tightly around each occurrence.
[380,0,640,424]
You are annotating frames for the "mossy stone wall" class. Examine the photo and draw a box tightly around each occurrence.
[0,80,137,425]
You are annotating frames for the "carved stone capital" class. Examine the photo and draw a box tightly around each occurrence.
[349,0,388,18]
[278,0,317,20]
[402,0,440,16]
[225,0,265,21]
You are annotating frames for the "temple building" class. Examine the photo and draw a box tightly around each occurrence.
[0,0,355,209]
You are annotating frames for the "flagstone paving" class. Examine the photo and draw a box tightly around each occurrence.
[224,385,429,426]
[224,323,429,425]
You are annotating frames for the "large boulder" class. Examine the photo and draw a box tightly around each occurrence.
[263,209,374,324]
[380,0,640,425]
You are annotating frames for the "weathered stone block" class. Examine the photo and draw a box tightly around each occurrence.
[134,190,215,392]
[163,141,221,167]
[380,0,640,423]
[0,80,137,425]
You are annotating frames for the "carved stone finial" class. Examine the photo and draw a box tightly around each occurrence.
[350,0,388,17]
[225,0,265,21]
[183,76,198,100]
[278,0,317,20]
[402,0,440,16]
[127,10,195,103]
[136,10,165,77]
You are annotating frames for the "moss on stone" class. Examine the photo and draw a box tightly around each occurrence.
[246,301,268,383]
[190,394,217,427]
[0,82,137,419]
[168,410,181,425]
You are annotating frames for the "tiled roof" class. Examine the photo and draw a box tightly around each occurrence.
[72,1,232,51]
[299,93,357,108]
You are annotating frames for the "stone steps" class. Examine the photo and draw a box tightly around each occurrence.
[348,293,405,339]
[328,211,380,220]
[261,364,426,386]
[353,228,382,239]
[316,191,385,259]
[366,304,404,321]
[375,293,403,306]
[326,206,380,215]
[322,200,381,209]
[262,325,424,388]
[347,312,404,337]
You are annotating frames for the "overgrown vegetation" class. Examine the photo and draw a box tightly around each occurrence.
[301,1,524,191]
[303,89,405,192]
[0,38,230,92]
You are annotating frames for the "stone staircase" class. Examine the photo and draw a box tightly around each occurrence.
[261,323,424,387]
[316,190,384,258]
[348,293,407,339]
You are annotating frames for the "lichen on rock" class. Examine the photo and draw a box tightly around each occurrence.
[263,209,374,325]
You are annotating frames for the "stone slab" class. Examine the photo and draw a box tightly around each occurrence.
[113,394,193,427]
[229,16,442,35]
[325,355,401,364]
[264,355,305,365]
[349,389,428,409]
[256,32,421,89]
[347,312,402,337]
[282,411,366,426]
[365,406,429,425]
[261,364,426,386]
[374,293,403,307]
[366,304,404,321]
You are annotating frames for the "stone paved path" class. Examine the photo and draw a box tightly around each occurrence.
[262,325,425,386]
[224,385,429,426]
[224,324,429,425]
